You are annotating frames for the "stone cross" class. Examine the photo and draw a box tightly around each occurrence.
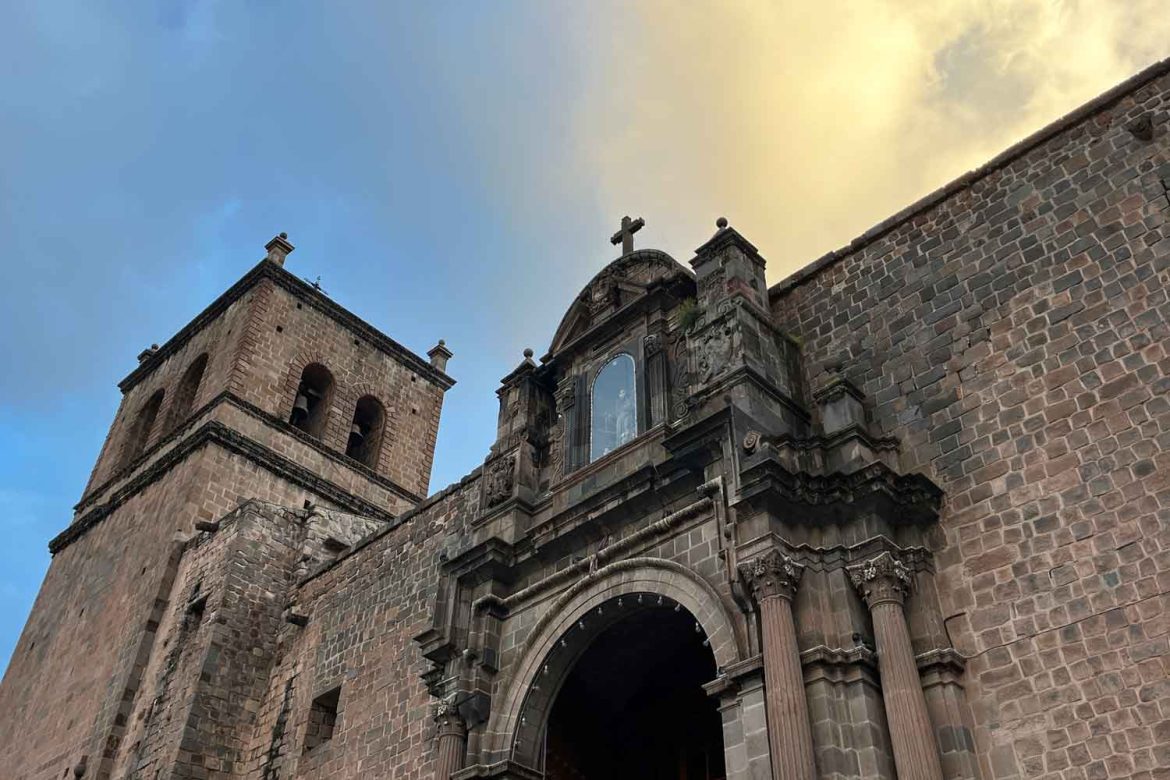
[610,215,645,255]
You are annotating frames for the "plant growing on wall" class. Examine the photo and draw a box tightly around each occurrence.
[677,298,702,332]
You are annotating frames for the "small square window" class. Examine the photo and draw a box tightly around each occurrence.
[304,686,341,753]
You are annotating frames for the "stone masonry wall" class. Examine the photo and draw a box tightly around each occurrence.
[234,278,446,498]
[0,455,206,780]
[0,442,402,780]
[772,66,1170,779]
[238,475,481,780]
[109,501,382,780]
[84,273,446,511]
[82,292,252,498]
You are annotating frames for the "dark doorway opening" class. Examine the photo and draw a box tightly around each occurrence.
[543,604,725,780]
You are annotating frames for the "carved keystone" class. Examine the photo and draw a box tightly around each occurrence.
[848,551,912,607]
[739,549,803,602]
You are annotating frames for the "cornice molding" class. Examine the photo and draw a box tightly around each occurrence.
[738,458,943,520]
[51,416,404,555]
[77,391,422,515]
[118,259,454,394]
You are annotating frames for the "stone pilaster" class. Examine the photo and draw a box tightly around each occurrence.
[739,549,817,780]
[434,703,468,780]
[849,552,943,780]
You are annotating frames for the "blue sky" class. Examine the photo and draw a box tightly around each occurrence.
[1,1,1166,674]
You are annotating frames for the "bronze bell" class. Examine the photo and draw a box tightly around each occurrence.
[291,393,310,423]
[348,422,365,445]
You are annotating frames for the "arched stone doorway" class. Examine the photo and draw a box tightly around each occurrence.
[514,593,725,779]
[547,596,723,778]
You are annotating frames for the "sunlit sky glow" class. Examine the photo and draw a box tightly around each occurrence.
[1,1,1166,672]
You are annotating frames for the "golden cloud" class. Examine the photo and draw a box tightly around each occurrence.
[570,0,1169,280]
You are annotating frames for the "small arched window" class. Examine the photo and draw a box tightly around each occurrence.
[590,354,637,462]
[121,388,165,468]
[345,395,386,468]
[289,363,334,439]
[165,353,208,433]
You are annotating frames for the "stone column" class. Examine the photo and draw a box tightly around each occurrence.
[739,550,817,780]
[849,552,944,780]
[434,703,468,780]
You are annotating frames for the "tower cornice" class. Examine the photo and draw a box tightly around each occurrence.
[119,258,455,394]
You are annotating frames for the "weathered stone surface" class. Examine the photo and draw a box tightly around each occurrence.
[3,60,1170,780]
[774,62,1170,780]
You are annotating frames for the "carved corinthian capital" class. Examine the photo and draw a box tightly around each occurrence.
[848,551,912,608]
[739,549,804,602]
[434,698,467,735]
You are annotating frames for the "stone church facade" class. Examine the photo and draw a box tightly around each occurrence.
[2,61,1170,780]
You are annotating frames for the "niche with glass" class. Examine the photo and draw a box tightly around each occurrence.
[589,354,638,462]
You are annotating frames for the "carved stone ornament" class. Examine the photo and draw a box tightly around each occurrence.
[484,454,516,508]
[738,549,804,602]
[547,418,565,485]
[555,378,576,410]
[696,321,735,385]
[668,330,693,422]
[644,333,662,358]
[848,551,912,607]
[742,430,762,454]
[697,266,726,301]
[434,697,467,733]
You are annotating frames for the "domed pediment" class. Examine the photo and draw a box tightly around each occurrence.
[548,249,692,356]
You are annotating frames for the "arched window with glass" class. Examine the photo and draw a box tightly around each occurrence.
[590,354,637,462]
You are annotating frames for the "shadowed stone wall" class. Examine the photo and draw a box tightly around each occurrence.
[772,64,1170,780]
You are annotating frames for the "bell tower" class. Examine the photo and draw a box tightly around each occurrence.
[0,233,454,780]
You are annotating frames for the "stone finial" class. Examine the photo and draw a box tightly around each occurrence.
[427,340,453,372]
[137,343,160,363]
[692,215,766,310]
[738,549,803,602]
[265,232,295,266]
[848,551,912,607]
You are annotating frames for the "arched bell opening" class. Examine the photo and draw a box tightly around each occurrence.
[165,353,208,434]
[345,395,385,468]
[289,363,334,439]
[512,593,725,779]
[120,388,165,469]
